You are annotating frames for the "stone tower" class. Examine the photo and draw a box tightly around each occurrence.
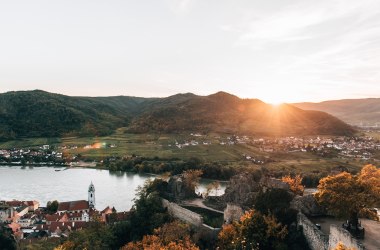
[88,181,95,208]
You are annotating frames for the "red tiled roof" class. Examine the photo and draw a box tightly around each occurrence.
[46,213,68,222]
[101,206,112,214]
[57,200,89,212]
[48,221,90,233]
[6,200,25,207]
[26,200,39,206]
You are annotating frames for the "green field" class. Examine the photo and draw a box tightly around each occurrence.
[0,128,374,174]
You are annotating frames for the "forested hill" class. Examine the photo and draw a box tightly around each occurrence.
[127,91,355,136]
[0,90,355,140]
[0,90,147,140]
[293,98,380,126]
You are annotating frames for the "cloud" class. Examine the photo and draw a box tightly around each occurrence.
[165,0,195,14]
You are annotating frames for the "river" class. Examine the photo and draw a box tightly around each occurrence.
[0,166,226,211]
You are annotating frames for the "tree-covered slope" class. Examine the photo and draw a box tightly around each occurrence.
[0,90,138,140]
[0,90,356,140]
[293,98,380,126]
[128,92,355,136]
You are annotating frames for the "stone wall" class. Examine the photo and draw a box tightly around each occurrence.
[162,199,203,227]
[329,224,365,250]
[297,213,329,250]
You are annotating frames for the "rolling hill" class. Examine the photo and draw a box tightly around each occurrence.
[128,91,355,136]
[293,98,380,126]
[0,90,144,140]
[0,90,355,140]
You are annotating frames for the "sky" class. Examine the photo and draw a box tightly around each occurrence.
[1,0,380,104]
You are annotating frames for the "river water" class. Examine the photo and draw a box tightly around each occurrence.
[0,166,226,211]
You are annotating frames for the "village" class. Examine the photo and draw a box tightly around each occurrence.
[0,182,130,245]
[1,133,380,168]
[170,133,380,162]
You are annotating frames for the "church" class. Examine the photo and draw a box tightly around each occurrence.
[56,182,97,221]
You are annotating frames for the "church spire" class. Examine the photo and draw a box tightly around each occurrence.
[88,181,95,208]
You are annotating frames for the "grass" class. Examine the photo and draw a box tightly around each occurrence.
[0,128,373,174]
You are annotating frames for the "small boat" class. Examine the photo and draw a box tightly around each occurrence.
[55,169,61,172]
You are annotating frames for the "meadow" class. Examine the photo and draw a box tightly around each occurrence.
[0,128,374,175]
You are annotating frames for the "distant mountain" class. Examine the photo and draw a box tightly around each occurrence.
[0,90,355,140]
[128,91,355,136]
[293,98,380,126]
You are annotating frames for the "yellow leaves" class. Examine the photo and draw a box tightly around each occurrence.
[281,174,305,195]
[315,164,380,219]
[333,242,356,250]
[217,209,288,250]
[263,214,288,240]
[359,164,380,197]
[122,221,199,250]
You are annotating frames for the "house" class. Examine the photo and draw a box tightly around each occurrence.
[0,203,14,222]
[25,201,40,212]
[15,205,29,217]
[57,200,90,215]
[17,214,36,228]
[49,221,89,237]
[45,213,69,225]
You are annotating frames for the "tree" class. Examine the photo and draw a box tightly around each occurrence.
[332,242,356,250]
[129,180,170,240]
[282,175,304,196]
[254,188,296,226]
[122,221,199,250]
[315,165,380,229]
[0,225,16,250]
[54,219,115,250]
[217,209,288,250]
[46,200,59,214]
[211,181,221,196]
[182,169,203,193]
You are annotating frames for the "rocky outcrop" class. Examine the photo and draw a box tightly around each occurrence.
[222,172,261,209]
[291,194,326,216]
[260,176,290,192]
[167,175,196,200]
[224,203,244,224]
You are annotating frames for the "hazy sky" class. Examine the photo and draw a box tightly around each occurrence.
[1,0,380,103]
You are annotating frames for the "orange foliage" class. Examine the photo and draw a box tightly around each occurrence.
[122,221,199,250]
[333,242,356,250]
[282,174,304,195]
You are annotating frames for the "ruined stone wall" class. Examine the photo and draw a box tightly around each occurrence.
[162,199,203,227]
[329,224,365,250]
[297,213,329,250]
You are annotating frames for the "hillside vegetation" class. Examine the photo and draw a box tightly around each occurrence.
[0,90,355,140]
[293,98,380,126]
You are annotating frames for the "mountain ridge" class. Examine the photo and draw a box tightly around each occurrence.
[0,90,355,140]
[293,98,380,126]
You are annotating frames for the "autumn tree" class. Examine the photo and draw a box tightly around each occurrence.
[217,209,288,250]
[282,174,304,195]
[122,221,199,250]
[183,169,203,193]
[205,181,221,197]
[315,164,380,229]
[332,242,356,250]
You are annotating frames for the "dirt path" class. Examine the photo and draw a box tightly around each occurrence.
[182,198,224,214]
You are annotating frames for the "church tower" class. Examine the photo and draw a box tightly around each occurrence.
[88,182,95,208]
